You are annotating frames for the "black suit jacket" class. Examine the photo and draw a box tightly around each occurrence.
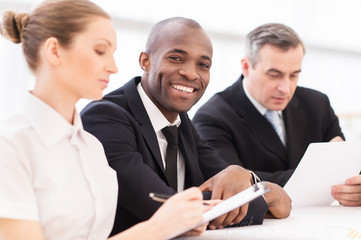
[81,77,268,236]
[193,75,344,187]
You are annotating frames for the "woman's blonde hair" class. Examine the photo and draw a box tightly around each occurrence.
[0,0,110,71]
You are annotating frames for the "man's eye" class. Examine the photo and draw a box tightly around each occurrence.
[169,56,181,61]
[290,74,299,79]
[269,74,280,78]
[199,63,210,69]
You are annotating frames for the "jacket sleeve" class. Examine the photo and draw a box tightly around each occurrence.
[189,115,269,225]
[192,102,248,168]
[321,94,345,141]
[188,117,229,180]
[81,101,175,221]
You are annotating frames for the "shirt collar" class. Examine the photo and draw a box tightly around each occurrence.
[137,82,181,133]
[243,78,282,116]
[21,92,84,148]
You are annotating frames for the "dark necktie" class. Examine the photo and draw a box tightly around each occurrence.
[161,126,178,191]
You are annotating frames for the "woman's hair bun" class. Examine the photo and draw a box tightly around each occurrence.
[0,10,30,43]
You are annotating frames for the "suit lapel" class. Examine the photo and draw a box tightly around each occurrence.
[233,76,288,164]
[123,78,165,173]
[283,91,307,168]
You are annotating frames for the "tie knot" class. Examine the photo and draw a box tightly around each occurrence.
[162,125,178,145]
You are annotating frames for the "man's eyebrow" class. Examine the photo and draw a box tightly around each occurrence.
[267,68,282,74]
[267,69,302,74]
[167,49,187,55]
[167,49,212,62]
[200,55,212,63]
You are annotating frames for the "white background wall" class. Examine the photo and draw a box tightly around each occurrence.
[1,0,361,139]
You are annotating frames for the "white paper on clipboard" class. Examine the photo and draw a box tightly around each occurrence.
[170,182,269,239]
[201,181,269,224]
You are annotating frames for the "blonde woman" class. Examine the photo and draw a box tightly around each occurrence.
[0,0,208,239]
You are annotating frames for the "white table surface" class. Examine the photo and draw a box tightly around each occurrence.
[177,205,361,240]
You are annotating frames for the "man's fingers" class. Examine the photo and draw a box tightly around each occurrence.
[210,184,223,200]
[221,208,240,227]
[199,180,212,192]
[232,204,248,224]
[210,214,227,229]
[338,198,361,206]
[332,185,361,194]
[346,175,361,185]
[332,192,361,202]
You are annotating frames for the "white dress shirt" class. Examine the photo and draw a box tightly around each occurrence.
[0,92,118,240]
[137,83,185,192]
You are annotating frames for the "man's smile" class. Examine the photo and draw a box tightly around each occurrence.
[171,84,198,93]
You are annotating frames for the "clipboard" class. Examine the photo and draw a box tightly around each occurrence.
[170,182,269,239]
[201,181,269,224]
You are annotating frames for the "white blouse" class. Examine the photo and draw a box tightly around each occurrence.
[0,93,118,240]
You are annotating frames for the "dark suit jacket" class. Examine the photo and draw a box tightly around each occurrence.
[81,77,268,236]
[193,75,344,187]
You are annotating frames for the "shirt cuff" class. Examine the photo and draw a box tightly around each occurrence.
[250,170,262,184]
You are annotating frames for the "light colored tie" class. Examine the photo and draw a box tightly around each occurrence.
[264,110,286,146]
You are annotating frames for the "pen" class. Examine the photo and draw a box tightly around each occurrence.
[149,192,172,203]
[149,192,211,205]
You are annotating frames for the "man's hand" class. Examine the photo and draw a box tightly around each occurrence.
[329,136,361,206]
[199,165,252,229]
[331,175,361,206]
[263,182,292,219]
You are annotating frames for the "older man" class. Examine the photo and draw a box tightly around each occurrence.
[193,23,344,187]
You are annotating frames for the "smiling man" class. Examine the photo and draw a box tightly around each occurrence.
[193,23,344,187]
[81,18,291,236]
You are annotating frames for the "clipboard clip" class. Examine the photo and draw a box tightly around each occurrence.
[253,182,270,194]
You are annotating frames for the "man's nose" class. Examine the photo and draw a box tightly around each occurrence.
[179,64,199,81]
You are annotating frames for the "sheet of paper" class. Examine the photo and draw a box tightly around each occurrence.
[284,141,361,207]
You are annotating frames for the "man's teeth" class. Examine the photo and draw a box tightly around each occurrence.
[172,84,194,93]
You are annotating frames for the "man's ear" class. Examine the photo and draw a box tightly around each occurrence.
[139,51,150,72]
[43,37,61,66]
[241,58,251,78]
